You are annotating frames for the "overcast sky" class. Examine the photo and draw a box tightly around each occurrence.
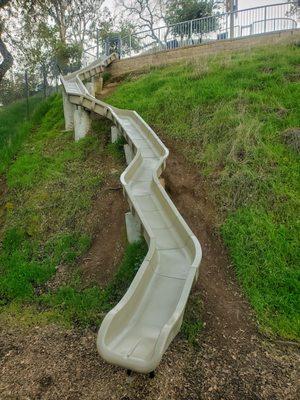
[103,0,287,13]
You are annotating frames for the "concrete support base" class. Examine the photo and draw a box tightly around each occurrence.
[125,212,142,244]
[62,90,75,131]
[93,76,103,96]
[74,106,91,141]
[124,144,134,165]
[111,126,121,143]
[85,82,95,97]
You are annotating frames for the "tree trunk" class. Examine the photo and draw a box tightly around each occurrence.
[0,35,13,82]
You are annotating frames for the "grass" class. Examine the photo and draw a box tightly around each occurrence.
[0,240,147,329]
[0,94,149,329]
[107,136,126,160]
[0,95,44,173]
[106,42,300,340]
[2,96,107,239]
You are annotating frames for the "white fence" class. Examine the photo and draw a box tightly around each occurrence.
[82,1,299,64]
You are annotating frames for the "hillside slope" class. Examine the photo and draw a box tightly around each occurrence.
[0,45,299,400]
[0,95,149,328]
[107,42,300,340]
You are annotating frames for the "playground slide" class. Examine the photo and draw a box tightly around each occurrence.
[61,54,202,373]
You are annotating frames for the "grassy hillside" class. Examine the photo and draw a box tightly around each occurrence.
[107,43,300,340]
[1,43,298,341]
[0,95,200,340]
[0,95,148,328]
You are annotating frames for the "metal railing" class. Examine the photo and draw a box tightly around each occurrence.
[82,1,299,64]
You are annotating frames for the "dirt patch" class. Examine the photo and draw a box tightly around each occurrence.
[98,82,119,98]
[46,174,127,292]
[81,180,127,287]
[0,324,197,400]
[45,121,128,291]
[0,323,298,400]
[281,127,300,153]
[284,71,300,82]
[0,174,7,197]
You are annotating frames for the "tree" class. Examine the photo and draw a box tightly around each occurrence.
[166,0,218,42]
[0,72,37,105]
[29,0,106,49]
[5,0,110,77]
[116,0,219,51]
[117,0,169,47]
[0,0,13,82]
[100,18,140,57]
[166,0,215,24]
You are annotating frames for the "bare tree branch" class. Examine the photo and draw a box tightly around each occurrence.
[118,0,167,45]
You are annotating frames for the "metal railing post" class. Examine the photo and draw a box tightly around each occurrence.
[96,28,99,59]
[24,70,29,119]
[264,6,267,33]
[229,0,235,39]
[119,36,122,59]
[226,13,228,37]
[230,11,234,38]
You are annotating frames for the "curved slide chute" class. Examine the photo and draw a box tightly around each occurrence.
[61,54,202,373]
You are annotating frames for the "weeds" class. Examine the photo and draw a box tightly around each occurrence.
[107,136,126,160]
[181,292,204,345]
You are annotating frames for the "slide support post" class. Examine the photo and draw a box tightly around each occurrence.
[111,126,121,143]
[62,90,75,131]
[125,211,142,243]
[74,106,91,141]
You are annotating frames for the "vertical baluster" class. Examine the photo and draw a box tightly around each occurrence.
[226,11,228,38]
[264,6,267,33]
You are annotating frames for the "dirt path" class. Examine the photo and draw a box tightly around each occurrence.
[0,139,299,400]
[81,179,127,288]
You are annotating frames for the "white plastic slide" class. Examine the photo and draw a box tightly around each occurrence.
[61,54,202,373]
